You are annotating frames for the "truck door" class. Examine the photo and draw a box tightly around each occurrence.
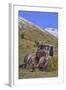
[49,46,53,56]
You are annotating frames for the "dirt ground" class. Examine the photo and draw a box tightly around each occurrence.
[19,68,58,79]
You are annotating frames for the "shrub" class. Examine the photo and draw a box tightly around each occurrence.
[47,56,58,72]
[35,41,39,47]
[21,33,24,39]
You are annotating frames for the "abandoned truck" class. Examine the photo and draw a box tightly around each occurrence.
[36,43,53,61]
[19,43,53,70]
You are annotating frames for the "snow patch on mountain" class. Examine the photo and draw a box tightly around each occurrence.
[44,28,58,38]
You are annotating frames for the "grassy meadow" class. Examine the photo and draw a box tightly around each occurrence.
[18,17,58,79]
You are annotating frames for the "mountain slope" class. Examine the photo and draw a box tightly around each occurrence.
[19,17,58,64]
[44,28,58,38]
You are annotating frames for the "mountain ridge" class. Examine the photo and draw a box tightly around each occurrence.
[19,16,58,57]
[19,16,58,38]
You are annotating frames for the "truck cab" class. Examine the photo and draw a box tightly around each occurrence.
[36,43,53,63]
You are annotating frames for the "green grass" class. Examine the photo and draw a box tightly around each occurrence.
[19,68,58,79]
[47,56,58,71]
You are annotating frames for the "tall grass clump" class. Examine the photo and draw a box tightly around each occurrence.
[47,56,58,72]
